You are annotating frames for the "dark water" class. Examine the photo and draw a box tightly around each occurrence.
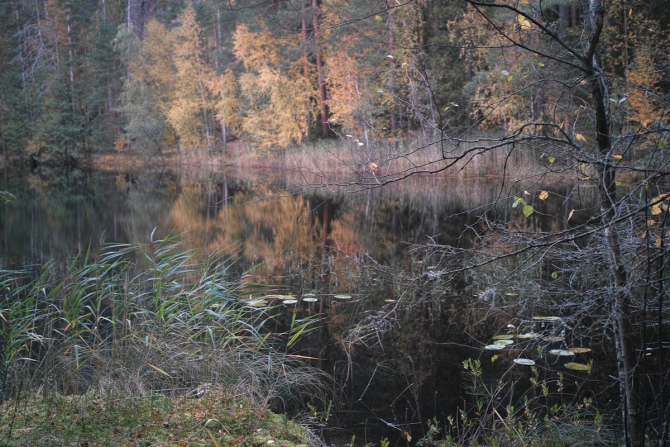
[0,165,602,444]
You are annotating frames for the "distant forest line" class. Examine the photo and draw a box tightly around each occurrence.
[0,0,668,164]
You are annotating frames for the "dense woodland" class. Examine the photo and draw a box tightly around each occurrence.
[2,0,670,445]
[0,0,667,162]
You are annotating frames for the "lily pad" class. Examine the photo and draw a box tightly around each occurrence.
[282,299,298,305]
[278,295,296,300]
[484,344,506,350]
[494,339,514,345]
[334,294,352,300]
[302,297,318,303]
[564,362,590,371]
[492,334,514,340]
[516,333,540,339]
[246,300,269,308]
[543,336,565,342]
[549,349,575,356]
[513,358,536,366]
[262,294,284,300]
[303,293,316,298]
[533,316,562,321]
[568,347,592,354]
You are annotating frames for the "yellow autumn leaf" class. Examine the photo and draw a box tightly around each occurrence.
[369,162,379,173]
[655,235,662,247]
[579,177,591,181]
[575,133,587,142]
[612,154,623,159]
[539,63,545,67]
[548,156,556,163]
[647,220,656,226]
[567,209,575,222]
[651,205,662,215]
[539,191,549,200]
[517,14,531,29]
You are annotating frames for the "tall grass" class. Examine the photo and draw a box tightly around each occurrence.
[0,235,326,409]
[230,134,548,182]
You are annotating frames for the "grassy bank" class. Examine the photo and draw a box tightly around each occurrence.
[0,391,312,446]
[0,235,325,446]
[80,134,548,181]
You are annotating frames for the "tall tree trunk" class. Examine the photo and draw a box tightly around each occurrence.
[583,0,640,444]
[301,0,312,135]
[387,0,397,134]
[312,0,328,137]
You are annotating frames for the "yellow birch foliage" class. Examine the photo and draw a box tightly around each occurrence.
[167,3,214,149]
[324,48,364,132]
[209,69,243,139]
[626,49,664,128]
[233,23,306,149]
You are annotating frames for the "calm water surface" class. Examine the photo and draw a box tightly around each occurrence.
[0,165,595,444]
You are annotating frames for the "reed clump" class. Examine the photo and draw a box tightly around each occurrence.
[0,235,326,445]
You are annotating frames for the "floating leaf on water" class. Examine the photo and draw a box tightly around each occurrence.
[302,297,318,303]
[564,362,589,371]
[513,358,536,366]
[334,294,352,300]
[543,336,565,342]
[568,347,592,354]
[278,295,296,300]
[549,349,575,356]
[282,300,298,305]
[492,334,514,340]
[494,339,514,345]
[533,316,562,321]
[247,300,269,308]
[517,333,540,339]
[484,344,506,350]
[263,294,284,300]
[303,293,316,298]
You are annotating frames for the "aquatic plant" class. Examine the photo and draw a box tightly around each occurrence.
[0,235,327,409]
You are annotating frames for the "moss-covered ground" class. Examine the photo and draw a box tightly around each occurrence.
[0,390,312,447]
